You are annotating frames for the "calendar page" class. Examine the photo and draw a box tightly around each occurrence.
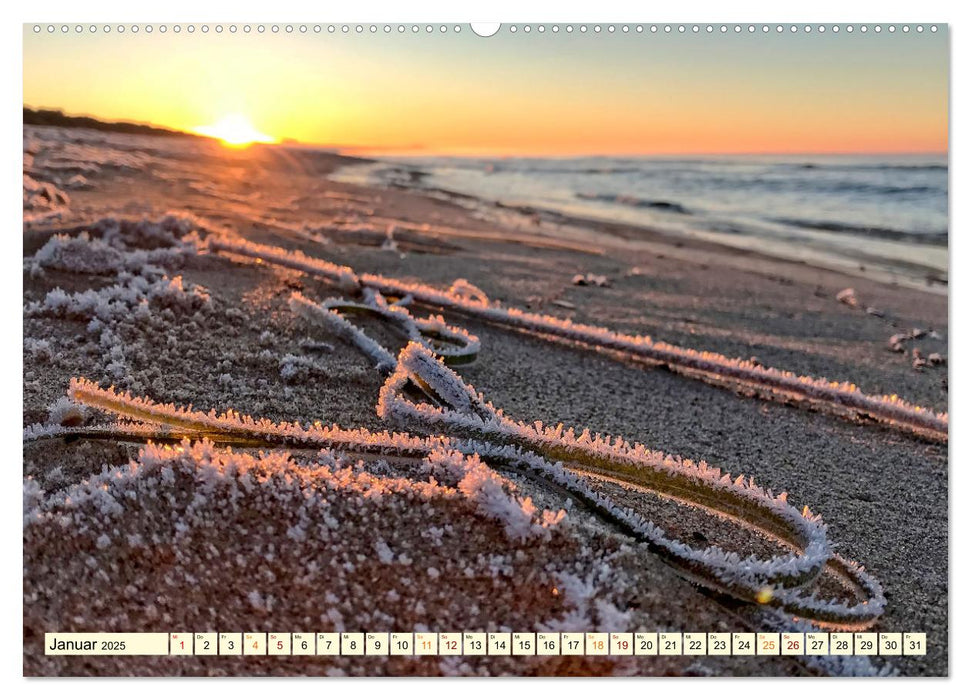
[21,14,948,680]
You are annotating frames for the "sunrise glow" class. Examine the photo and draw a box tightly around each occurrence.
[193,114,276,147]
[23,29,948,155]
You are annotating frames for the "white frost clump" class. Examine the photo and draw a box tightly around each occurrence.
[541,571,628,632]
[29,214,208,278]
[92,214,210,250]
[373,540,395,565]
[32,232,127,275]
[28,274,210,323]
[23,337,52,362]
[23,479,45,527]
[278,353,325,383]
[47,396,87,427]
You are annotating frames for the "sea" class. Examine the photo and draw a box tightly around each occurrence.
[331,154,948,289]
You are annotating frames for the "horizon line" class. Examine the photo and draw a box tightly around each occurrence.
[24,105,948,160]
[335,147,950,158]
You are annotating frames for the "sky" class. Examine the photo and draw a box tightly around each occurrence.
[23,25,949,156]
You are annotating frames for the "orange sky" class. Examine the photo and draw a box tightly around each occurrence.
[23,26,948,155]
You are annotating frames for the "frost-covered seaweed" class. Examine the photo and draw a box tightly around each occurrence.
[378,342,885,628]
[54,366,884,630]
[289,292,398,373]
[288,294,885,628]
[290,289,479,368]
[37,383,563,544]
[208,236,360,292]
[208,235,946,441]
[262,293,886,628]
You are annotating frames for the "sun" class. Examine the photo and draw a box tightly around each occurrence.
[193,114,276,147]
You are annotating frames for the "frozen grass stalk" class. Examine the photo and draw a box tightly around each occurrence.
[210,236,946,441]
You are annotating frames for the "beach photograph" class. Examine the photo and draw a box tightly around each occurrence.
[21,22,948,678]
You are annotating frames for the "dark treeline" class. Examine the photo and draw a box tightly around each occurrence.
[23,107,201,139]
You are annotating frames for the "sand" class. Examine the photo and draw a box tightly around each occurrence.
[23,126,948,676]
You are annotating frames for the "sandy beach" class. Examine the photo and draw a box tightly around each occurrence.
[23,126,948,676]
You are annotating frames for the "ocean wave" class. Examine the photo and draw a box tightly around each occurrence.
[575,192,691,214]
[788,162,947,172]
[773,217,948,244]
[375,165,430,184]
[815,183,940,197]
